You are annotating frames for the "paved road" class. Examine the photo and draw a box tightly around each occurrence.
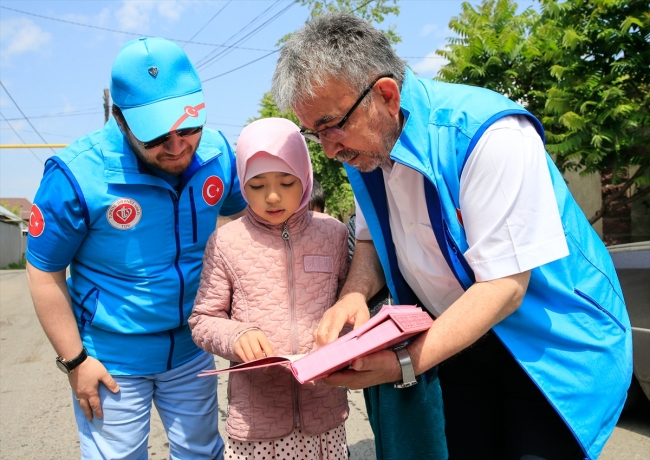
[1,269,648,459]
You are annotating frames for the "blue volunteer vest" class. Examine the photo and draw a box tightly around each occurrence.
[346,69,632,459]
[50,119,243,375]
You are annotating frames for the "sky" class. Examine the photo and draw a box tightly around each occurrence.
[0,0,534,202]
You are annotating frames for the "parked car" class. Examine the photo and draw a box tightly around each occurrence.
[607,241,650,404]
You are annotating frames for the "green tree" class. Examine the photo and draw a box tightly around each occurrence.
[532,0,650,224]
[436,0,537,103]
[436,0,650,225]
[251,0,401,220]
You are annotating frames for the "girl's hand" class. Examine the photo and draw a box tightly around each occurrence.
[234,330,274,362]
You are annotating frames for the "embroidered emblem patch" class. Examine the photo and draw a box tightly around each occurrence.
[28,204,45,237]
[106,198,142,230]
[304,256,333,273]
[148,66,158,78]
[202,176,224,206]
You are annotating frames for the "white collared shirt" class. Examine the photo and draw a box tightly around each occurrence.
[356,116,569,317]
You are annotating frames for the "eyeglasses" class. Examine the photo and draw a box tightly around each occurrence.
[138,125,204,150]
[299,73,394,144]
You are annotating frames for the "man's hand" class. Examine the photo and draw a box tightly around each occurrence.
[68,357,119,420]
[314,292,370,347]
[234,330,274,362]
[321,349,401,390]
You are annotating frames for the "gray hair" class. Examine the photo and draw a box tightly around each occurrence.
[272,12,406,111]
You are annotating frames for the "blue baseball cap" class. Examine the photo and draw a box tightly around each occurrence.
[110,37,206,142]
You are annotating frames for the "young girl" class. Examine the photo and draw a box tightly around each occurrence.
[189,117,350,460]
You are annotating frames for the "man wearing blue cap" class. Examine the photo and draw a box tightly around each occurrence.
[26,37,246,459]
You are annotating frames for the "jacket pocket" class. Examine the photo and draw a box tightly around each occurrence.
[574,288,626,333]
[189,186,198,244]
[79,287,99,328]
[302,255,336,316]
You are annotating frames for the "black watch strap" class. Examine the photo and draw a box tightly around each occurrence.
[56,347,88,374]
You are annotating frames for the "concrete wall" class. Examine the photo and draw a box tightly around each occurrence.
[631,191,650,242]
[563,169,603,237]
[629,166,650,243]
[20,229,27,259]
[0,221,23,268]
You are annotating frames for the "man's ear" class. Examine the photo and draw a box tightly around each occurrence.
[112,110,127,134]
[375,77,401,117]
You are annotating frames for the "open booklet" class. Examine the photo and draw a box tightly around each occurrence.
[198,305,433,384]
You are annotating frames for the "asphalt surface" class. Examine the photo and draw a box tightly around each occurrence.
[1,269,648,459]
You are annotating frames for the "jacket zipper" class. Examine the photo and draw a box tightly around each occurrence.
[168,191,185,370]
[282,221,301,428]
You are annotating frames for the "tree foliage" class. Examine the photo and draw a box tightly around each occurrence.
[436,0,650,224]
[436,0,537,102]
[252,0,400,220]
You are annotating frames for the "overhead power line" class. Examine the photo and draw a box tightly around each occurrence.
[2,109,104,121]
[0,5,274,52]
[196,0,293,71]
[0,112,45,164]
[182,0,233,49]
[0,81,57,155]
[202,49,280,84]
[198,1,297,82]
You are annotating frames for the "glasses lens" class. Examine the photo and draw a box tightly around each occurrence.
[176,126,203,138]
[141,126,203,149]
[319,127,347,143]
[142,134,169,150]
[300,131,321,144]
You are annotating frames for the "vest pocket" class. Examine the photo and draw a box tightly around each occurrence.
[79,287,99,328]
[574,288,627,333]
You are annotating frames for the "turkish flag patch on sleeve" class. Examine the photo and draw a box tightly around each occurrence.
[29,204,45,237]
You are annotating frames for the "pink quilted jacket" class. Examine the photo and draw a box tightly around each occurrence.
[189,205,350,441]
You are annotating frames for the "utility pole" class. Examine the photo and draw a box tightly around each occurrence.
[103,88,110,124]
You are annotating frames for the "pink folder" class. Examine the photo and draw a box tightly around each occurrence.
[198,305,433,384]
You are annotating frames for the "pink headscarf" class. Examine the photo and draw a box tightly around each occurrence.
[236,117,313,211]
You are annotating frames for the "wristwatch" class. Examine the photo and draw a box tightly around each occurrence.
[56,347,88,374]
[393,344,417,388]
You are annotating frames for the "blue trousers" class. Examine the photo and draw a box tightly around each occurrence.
[73,352,224,460]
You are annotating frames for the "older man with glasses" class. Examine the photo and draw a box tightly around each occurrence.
[272,12,631,460]
[26,37,246,459]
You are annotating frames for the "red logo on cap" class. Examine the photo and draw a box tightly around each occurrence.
[170,102,206,131]
[184,106,199,117]
[203,176,224,206]
[29,204,45,237]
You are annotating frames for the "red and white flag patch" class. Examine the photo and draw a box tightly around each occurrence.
[202,176,224,206]
[29,204,45,237]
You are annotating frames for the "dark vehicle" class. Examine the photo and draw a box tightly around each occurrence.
[607,241,650,404]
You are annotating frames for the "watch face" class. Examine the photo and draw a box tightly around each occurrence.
[56,359,71,374]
